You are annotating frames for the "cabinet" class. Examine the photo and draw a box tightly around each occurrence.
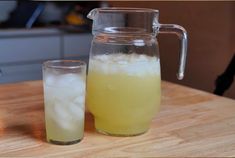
[0,29,92,84]
[63,33,92,63]
[0,36,61,63]
[0,63,42,83]
[64,34,93,58]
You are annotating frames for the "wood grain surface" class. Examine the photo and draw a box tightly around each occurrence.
[0,80,235,157]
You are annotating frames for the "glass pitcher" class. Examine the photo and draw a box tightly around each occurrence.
[86,8,188,136]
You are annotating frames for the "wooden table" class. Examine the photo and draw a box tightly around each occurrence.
[0,81,235,157]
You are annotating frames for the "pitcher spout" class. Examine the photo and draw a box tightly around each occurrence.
[87,8,98,20]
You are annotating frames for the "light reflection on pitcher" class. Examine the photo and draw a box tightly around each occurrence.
[86,8,188,136]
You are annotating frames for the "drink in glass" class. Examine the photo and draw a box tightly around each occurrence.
[43,60,86,145]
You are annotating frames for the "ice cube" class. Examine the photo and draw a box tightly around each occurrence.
[73,82,86,95]
[44,74,57,86]
[117,60,128,65]
[57,73,85,91]
[55,116,75,130]
[59,86,85,102]
[73,95,85,107]
[54,102,72,120]
[44,86,60,102]
[56,74,76,87]
[68,103,84,121]
[96,54,109,61]
[53,87,74,101]
[51,102,84,130]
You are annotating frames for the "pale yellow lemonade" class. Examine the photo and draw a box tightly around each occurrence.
[87,54,161,135]
[43,73,86,143]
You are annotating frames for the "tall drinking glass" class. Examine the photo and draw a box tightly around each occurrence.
[42,60,86,145]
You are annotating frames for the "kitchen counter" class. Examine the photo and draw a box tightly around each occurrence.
[0,80,235,157]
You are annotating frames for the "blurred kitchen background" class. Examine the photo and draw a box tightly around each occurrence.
[0,1,234,99]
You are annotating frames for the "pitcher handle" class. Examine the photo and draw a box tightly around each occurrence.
[157,24,188,80]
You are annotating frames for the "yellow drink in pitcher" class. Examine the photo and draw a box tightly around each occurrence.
[87,54,161,136]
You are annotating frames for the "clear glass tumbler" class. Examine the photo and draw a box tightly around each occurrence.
[42,60,86,145]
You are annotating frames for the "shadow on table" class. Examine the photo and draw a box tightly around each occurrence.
[4,106,96,143]
[4,103,46,143]
[6,123,46,142]
[85,111,96,134]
